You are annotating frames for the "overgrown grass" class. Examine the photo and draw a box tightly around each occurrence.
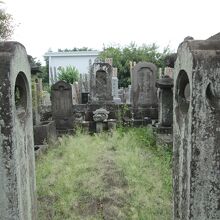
[36,127,172,220]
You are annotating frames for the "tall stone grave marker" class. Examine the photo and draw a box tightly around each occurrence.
[90,61,113,103]
[131,62,157,107]
[51,80,73,130]
[173,39,220,219]
[0,42,36,219]
[112,67,121,103]
[126,85,132,104]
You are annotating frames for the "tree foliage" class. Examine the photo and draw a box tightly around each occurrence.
[58,66,79,84]
[0,7,14,40]
[99,43,171,87]
[58,47,93,52]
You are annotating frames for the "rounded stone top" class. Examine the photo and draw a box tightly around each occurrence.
[0,41,26,53]
[132,61,157,73]
[155,75,174,88]
[93,108,110,122]
[51,80,72,90]
[93,108,109,115]
[184,36,194,41]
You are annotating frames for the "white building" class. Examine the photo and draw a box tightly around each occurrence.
[44,51,100,85]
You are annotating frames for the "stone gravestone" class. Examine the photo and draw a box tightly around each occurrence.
[156,75,173,128]
[173,39,220,219]
[164,67,174,78]
[51,80,74,130]
[131,62,157,107]
[126,85,132,104]
[79,74,89,104]
[90,61,113,103]
[112,67,121,103]
[72,82,80,104]
[0,42,36,219]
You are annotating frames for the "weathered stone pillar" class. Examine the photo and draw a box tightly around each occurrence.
[32,81,40,125]
[108,119,117,130]
[96,122,103,133]
[156,75,173,127]
[173,39,220,219]
[0,42,36,219]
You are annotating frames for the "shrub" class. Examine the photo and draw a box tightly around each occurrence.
[58,65,79,84]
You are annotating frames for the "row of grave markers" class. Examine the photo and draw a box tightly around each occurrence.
[0,39,220,219]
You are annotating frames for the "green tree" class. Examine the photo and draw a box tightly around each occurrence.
[0,2,14,40]
[58,66,79,84]
[58,47,93,52]
[99,42,171,87]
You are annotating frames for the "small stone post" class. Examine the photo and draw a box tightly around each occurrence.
[96,122,103,133]
[155,75,173,128]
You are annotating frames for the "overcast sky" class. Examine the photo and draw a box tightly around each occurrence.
[4,0,220,64]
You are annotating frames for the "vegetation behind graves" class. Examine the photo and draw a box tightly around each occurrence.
[58,65,80,84]
[99,42,171,87]
[36,127,172,219]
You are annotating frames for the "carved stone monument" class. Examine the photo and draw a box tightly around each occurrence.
[51,80,73,130]
[93,108,109,133]
[173,39,220,219]
[131,62,157,107]
[0,42,36,219]
[90,61,113,103]
[93,108,109,122]
[130,62,158,121]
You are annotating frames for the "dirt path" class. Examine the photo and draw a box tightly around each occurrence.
[99,149,129,220]
[73,147,129,220]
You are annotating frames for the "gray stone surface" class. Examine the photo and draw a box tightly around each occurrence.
[126,85,131,104]
[156,75,173,127]
[207,32,220,40]
[131,62,157,107]
[93,108,109,122]
[51,80,74,130]
[112,76,119,99]
[34,121,57,145]
[42,91,51,106]
[164,67,174,78]
[0,42,36,219]
[71,82,80,104]
[96,122,104,133]
[173,39,220,220]
[32,81,41,125]
[90,62,113,103]
[108,119,117,130]
[118,88,126,103]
